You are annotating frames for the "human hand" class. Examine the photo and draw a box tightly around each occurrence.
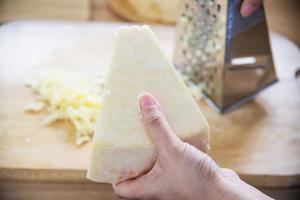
[241,0,263,17]
[113,93,272,200]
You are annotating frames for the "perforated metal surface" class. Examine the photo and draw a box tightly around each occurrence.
[175,0,226,96]
[174,0,277,112]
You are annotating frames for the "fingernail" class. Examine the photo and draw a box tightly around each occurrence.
[241,2,254,17]
[139,93,155,110]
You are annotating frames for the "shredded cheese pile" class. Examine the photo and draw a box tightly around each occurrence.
[26,70,105,145]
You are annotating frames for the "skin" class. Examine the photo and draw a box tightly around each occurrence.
[113,93,273,200]
[241,0,264,17]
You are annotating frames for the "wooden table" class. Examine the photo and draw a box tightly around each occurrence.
[0,21,299,199]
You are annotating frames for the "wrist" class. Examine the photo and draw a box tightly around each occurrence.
[206,170,234,200]
[210,173,242,200]
[207,169,273,200]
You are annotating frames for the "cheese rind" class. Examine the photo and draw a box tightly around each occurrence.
[88,144,156,183]
[87,25,209,183]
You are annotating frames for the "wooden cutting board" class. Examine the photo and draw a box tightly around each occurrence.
[0,21,299,188]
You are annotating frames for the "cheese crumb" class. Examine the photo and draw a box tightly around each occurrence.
[25,101,46,112]
[178,71,204,102]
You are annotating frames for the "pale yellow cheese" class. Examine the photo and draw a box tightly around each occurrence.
[25,70,105,145]
[87,25,209,183]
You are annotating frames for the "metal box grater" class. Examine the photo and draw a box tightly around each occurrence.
[174,0,277,113]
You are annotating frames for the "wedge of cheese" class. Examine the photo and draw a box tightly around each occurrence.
[87,25,209,183]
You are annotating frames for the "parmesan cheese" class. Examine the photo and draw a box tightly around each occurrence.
[87,25,209,183]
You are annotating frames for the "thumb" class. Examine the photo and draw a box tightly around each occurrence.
[113,176,147,199]
[138,93,181,153]
[241,0,262,17]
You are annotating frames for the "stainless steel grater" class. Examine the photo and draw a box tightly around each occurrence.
[174,0,277,113]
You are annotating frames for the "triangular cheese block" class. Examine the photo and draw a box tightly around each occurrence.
[87,25,209,183]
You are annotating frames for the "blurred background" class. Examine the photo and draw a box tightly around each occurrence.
[0,0,299,45]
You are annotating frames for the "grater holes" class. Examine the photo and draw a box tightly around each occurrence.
[206,9,211,15]
[217,4,221,12]
[177,0,224,88]
[185,3,189,10]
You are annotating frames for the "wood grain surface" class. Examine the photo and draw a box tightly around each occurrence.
[1,182,300,200]
[0,0,90,22]
[0,21,299,190]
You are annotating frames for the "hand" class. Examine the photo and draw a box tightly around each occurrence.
[113,93,272,200]
[241,0,263,17]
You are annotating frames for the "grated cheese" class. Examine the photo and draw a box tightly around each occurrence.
[26,70,105,145]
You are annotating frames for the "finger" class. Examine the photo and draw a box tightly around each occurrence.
[113,174,149,199]
[241,0,263,17]
[138,93,181,153]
